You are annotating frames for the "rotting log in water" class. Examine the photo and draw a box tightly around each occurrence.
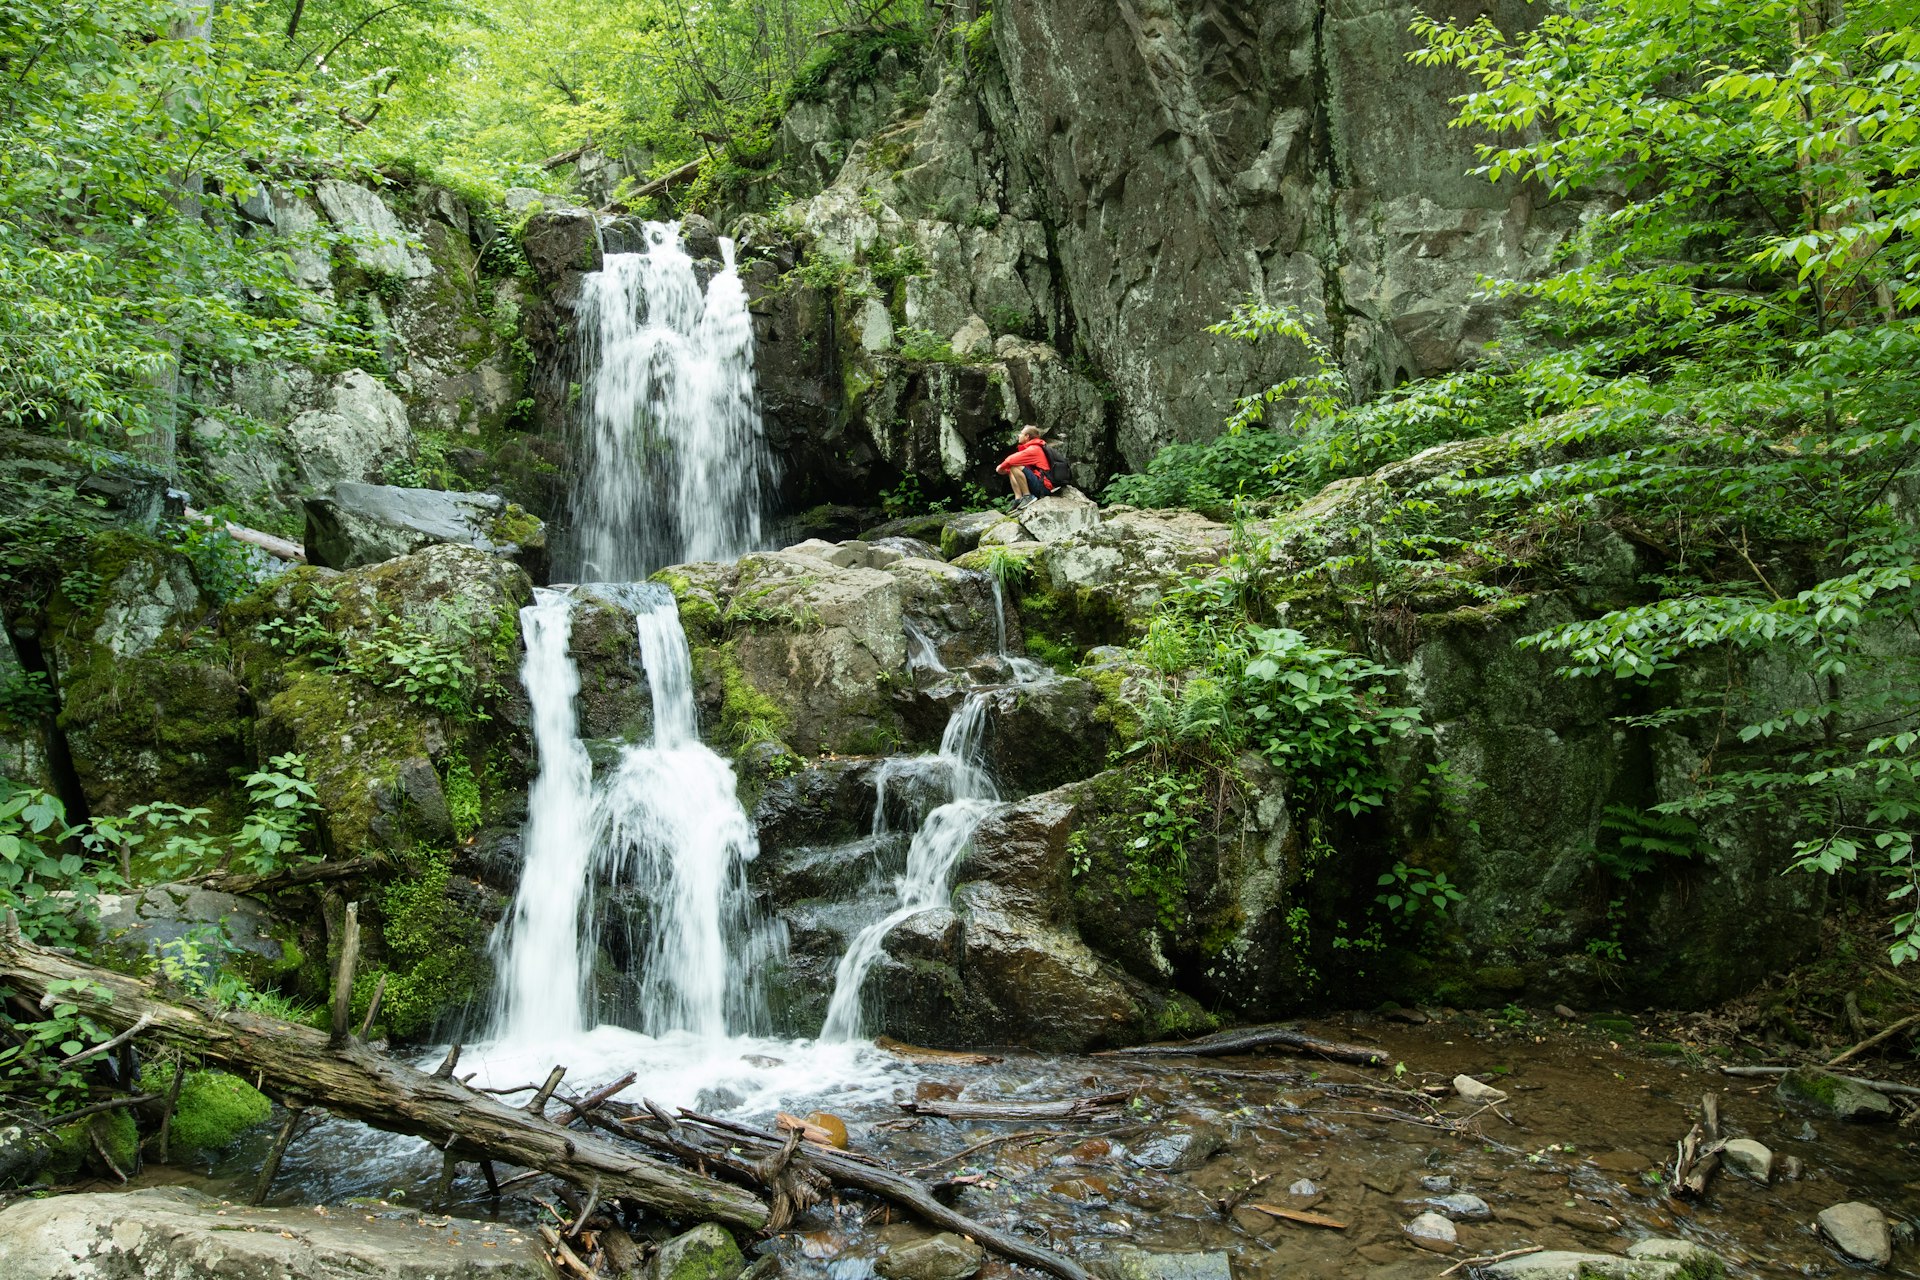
[0,931,770,1229]
[1670,1092,1723,1199]
[900,1090,1131,1122]
[1717,1064,1920,1097]
[613,1108,1097,1280]
[1097,1023,1391,1067]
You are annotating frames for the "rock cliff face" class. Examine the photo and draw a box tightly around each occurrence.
[721,0,1576,517]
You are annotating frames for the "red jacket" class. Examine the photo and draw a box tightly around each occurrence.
[997,441,1051,475]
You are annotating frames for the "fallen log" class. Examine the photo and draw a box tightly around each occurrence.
[1826,1010,1920,1068]
[645,1109,1097,1280]
[874,1036,1001,1066]
[197,855,388,898]
[1670,1092,1723,1200]
[900,1090,1130,1122]
[1098,1023,1390,1067]
[0,931,769,1229]
[184,506,306,563]
[1716,1065,1920,1098]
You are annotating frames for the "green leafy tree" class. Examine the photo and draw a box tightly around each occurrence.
[1412,0,1920,961]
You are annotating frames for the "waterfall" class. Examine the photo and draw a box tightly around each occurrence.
[492,587,597,1042]
[816,568,1070,1044]
[597,586,770,1037]
[489,223,776,1051]
[568,224,769,580]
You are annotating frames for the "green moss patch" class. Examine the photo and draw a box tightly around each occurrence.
[139,1064,272,1157]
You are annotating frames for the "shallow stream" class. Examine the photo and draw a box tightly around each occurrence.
[146,1013,1918,1280]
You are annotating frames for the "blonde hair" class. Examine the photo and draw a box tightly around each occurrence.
[1018,425,1042,442]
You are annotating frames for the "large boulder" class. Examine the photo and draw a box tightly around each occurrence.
[316,178,434,280]
[47,536,251,821]
[0,1186,547,1279]
[304,482,546,574]
[283,369,413,492]
[93,884,296,982]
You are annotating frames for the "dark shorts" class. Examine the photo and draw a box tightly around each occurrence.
[1022,465,1055,494]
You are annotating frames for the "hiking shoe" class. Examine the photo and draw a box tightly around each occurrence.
[1012,495,1036,511]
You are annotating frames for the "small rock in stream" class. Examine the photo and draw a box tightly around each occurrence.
[1453,1074,1509,1104]
[1288,1178,1317,1196]
[876,1233,984,1280]
[1420,1174,1455,1193]
[1720,1137,1773,1184]
[1817,1202,1893,1267]
[1404,1211,1458,1251]
[1092,1247,1232,1280]
[1626,1239,1722,1269]
[653,1223,747,1280]
[1429,1192,1492,1221]
[1126,1121,1225,1172]
[1795,1121,1818,1141]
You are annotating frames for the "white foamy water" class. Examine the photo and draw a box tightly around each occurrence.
[819,694,1001,1042]
[569,224,769,580]
[491,587,596,1042]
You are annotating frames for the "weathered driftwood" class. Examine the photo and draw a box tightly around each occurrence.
[1098,1023,1390,1067]
[1671,1092,1723,1199]
[614,1107,1096,1280]
[0,932,769,1228]
[900,1090,1130,1122]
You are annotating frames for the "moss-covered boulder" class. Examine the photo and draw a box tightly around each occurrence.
[46,534,250,821]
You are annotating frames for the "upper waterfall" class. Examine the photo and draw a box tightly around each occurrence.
[567,224,770,580]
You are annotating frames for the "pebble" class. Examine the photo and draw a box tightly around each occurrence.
[1777,1155,1804,1181]
[1720,1137,1773,1184]
[1419,1174,1454,1194]
[1404,1211,1458,1251]
[1430,1193,1492,1221]
[1817,1201,1893,1267]
[1453,1074,1509,1104]
[1288,1179,1317,1196]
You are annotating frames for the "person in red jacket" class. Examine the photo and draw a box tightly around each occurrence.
[996,424,1055,510]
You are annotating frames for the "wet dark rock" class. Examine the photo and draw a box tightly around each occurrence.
[1817,1202,1892,1267]
[960,791,1076,920]
[875,1233,983,1280]
[1127,1119,1225,1173]
[1428,1192,1491,1221]
[1777,1068,1895,1123]
[752,757,883,850]
[521,208,601,285]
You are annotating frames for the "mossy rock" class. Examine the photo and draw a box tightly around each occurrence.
[353,853,501,1042]
[1775,1067,1895,1122]
[651,1222,744,1280]
[138,1066,272,1158]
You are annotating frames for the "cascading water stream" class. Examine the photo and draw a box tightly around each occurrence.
[480,225,814,1100]
[567,227,769,580]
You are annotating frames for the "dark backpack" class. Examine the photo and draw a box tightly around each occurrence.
[1039,441,1075,490]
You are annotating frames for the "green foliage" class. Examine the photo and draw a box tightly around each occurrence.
[82,801,216,883]
[350,613,492,723]
[1126,770,1201,930]
[1413,0,1920,963]
[895,326,962,363]
[1375,861,1464,925]
[232,754,322,875]
[0,978,114,1109]
[443,756,482,841]
[1590,805,1706,882]
[0,784,115,949]
[0,0,374,443]
[371,853,488,1039]
[960,4,996,73]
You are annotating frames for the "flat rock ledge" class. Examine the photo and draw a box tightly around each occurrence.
[0,1186,549,1280]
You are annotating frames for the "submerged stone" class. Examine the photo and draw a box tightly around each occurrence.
[876,1232,984,1280]
[1816,1202,1892,1267]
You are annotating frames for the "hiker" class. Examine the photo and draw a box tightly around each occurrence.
[996,425,1059,511]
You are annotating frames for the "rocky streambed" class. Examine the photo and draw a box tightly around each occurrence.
[30,1015,1912,1280]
